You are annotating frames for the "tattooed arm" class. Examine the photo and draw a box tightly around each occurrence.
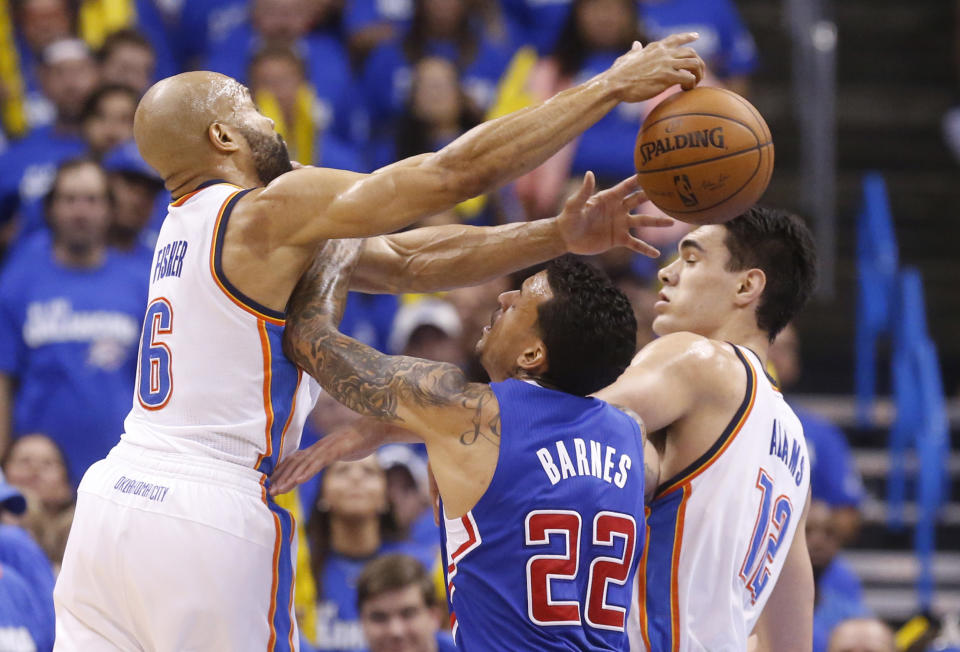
[278,239,502,512]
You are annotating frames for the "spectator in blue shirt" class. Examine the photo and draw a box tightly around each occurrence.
[499,0,572,55]
[638,0,758,95]
[2,433,75,569]
[515,0,659,218]
[769,323,865,546]
[305,457,437,651]
[0,159,148,481]
[360,0,517,168]
[0,563,50,652]
[0,39,97,251]
[102,139,166,265]
[808,500,871,652]
[204,0,360,145]
[248,46,365,171]
[357,554,455,652]
[165,0,247,70]
[11,0,77,131]
[80,83,138,160]
[96,28,157,95]
[0,470,55,651]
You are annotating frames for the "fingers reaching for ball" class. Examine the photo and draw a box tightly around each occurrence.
[608,32,706,103]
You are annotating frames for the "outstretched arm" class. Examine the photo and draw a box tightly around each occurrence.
[277,241,500,495]
[248,34,703,246]
[351,174,673,294]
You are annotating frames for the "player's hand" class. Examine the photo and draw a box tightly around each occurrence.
[606,34,705,102]
[557,171,675,258]
[269,427,362,495]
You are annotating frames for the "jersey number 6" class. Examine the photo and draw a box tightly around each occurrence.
[525,509,637,632]
[137,298,173,410]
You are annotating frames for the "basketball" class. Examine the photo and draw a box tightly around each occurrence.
[634,87,774,225]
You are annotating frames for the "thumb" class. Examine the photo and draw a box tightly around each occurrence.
[567,171,596,210]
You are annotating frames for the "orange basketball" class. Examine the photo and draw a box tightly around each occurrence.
[634,87,774,225]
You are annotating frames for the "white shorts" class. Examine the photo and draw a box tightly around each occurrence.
[53,441,299,651]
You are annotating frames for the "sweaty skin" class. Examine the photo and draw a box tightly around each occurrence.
[133,38,705,316]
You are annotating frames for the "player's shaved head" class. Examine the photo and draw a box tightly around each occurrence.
[135,72,241,174]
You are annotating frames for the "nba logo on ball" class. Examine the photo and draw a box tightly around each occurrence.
[634,87,774,225]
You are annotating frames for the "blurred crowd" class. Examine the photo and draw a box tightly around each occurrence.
[0,1,933,651]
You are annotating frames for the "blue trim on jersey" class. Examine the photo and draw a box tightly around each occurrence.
[446,379,644,651]
[655,346,755,495]
[641,485,687,651]
[212,188,287,321]
[170,178,229,202]
[258,322,302,476]
[267,495,296,652]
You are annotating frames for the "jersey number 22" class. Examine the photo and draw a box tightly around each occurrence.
[524,509,637,632]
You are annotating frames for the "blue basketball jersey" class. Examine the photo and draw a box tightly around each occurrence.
[442,379,646,651]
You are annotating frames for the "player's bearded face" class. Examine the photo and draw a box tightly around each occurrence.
[239,124,293,185]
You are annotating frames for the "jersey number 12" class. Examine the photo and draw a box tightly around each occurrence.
[739,468,793,603]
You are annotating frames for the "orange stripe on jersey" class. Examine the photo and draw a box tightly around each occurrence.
[254,320,276,471]
[637,505,653,651]
[656,351,758,499]
[261,476,283,651]
[286,517,296,651]
[208,190,285,326]
[276,370,302,465]
[669,486,690,652]
[169,181,242,207]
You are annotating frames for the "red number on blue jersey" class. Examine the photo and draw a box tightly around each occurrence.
[525,509,637,632]
[525,510,582,625]
[586,512,637,631]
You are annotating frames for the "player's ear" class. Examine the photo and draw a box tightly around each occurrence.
[208,122,240,154]
[516,340,547,375]
[734,268,766,307]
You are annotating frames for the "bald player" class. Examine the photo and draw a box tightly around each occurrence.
[53,40,704,652]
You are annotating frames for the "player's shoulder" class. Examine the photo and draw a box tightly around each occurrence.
[630,332,741,374]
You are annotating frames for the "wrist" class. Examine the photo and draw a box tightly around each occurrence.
[536,217,570,257]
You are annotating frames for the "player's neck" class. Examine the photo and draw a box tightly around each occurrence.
[329,515,381,558]
[704,322,770,366]
[165,165,259,199]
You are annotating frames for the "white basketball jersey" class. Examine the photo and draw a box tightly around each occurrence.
[122,181,319,474]
[628,345,809,651]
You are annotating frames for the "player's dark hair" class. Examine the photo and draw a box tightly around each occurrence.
[552,0,644,78]
[249,44,306,80]
[80,83,139,125]
[356,554,437,611]
[721,207,818,341]
[536,255,637,396]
